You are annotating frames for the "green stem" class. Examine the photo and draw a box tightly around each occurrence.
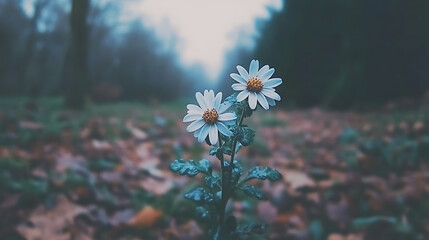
[228,107,245,187]
[215,107,246,239]
[216,133,226,239]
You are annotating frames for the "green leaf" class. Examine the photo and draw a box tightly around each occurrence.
[352,216,397,229]
[198,159,212,173]
[170,159,212,177]
[0,158,29,173]
[205,175,220,189]
[209,147,224,160]
[247,167,282,182]
[338,127,359,144]
[224,93,252,118]
[241,101,254,118]
[196,206,214,220]
[224,93,239,108]
[240,185,267,200]
[234,126,255,147]
[16,179,48,196]
[225,161,243,185]
[87,159,116,172]
[310,220,324,240]
[64,170,89,189]
[185,188,214,204]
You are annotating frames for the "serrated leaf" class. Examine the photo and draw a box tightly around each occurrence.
[225,161,243,185]
[241,100,254,118]
[198,159,212,173]
[224,93,238,106]
[209,147,220,156]
[234,126,255,146]
[224,93,252,119]
[184,188,214,204]
[247,167,282,182]
[170,159,212,177]
[209,147,224,160]
[240,185,267,200]
[205,175,220,189]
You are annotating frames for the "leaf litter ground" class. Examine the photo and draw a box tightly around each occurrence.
[0,100,429,240]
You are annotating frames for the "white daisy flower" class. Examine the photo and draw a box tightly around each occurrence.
[183,90,237,145]
[230,59,282,110]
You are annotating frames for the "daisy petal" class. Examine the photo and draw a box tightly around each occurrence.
[218,113,236,121]
[187,110,202,115]
[193,128,201,137]
[262,89,281,101]
[264,78,282,88]
[260,68,275,81]
[208,90,215,105]
[267,97,276,106]
[249,60,259,76]
[209,124,218,145]
[257,65,269,78]
[187,104,203,114]
[222,120,236,125]
[203,90,215,109]
[237,65,249,79]
[214,92,222,110]
[249,92,258,109]
[198,124,210,142]
[217,122,232,136]
[232,83,246,91]
[230,73,246,84]
[236,90,250,102]
[196,92,208,110]
[187,119,205,132]
[219,101,232,113]
[257,93,269,110]
[183,114,201,122]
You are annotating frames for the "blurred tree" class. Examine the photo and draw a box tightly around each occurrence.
[18,0,49,97]
[231,0,429,109]
[0,0,197,102]
[64,0,90,109]
[0,0,29,94]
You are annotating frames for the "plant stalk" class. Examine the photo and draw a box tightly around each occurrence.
[215,107,246,239]
[217,133,226,239]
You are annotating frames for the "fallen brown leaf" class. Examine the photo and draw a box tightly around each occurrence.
[16,195,87,240]
[128,206,163,228]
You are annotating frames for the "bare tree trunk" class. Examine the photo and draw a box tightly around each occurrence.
[64,0,90,109]
[18,0,48,95]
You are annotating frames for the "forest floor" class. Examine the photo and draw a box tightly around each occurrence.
[1,98,429,240]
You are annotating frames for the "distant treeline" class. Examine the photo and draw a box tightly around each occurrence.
[0,0,196,107]
[223,0,429,109]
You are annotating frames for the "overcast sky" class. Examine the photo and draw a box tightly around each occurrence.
[125,0,283,81]
[22,0,283,82]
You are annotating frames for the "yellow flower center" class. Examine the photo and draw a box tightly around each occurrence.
[202,108,219,124]
[246,77,263,92]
